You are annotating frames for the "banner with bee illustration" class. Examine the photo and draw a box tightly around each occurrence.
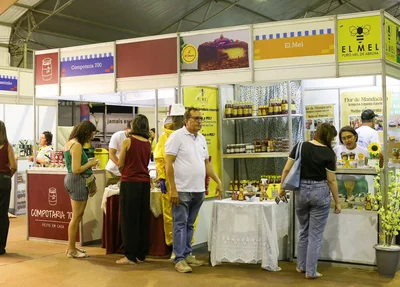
[338,16,381,62]
[183,87,221,198]
[385,17,400,64]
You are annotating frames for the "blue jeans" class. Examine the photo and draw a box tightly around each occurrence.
[172,192,204,263]
[296,180,331,277]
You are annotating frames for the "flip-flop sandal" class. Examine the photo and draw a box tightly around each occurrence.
[116,257,136,265]
[66,250,88,258]
[305,272,323,279]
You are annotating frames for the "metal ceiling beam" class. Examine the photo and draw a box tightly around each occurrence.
[33,28,98,43]
[29,8,149,36]
[157,0,212,34]
[219,0,276,21]
[293,0,353,19]
[346,2,364,12]
[190,0,241,31]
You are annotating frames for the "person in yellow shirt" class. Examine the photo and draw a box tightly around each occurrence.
[154,104,198,260]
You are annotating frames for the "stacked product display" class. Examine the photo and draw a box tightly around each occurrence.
[227,175,282,201]
[224,97,296,119]
[226,138,290,154]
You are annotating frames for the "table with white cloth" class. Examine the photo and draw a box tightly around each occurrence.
[208,198,290,271]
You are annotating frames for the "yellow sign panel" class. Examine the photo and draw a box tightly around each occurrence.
[183,87,221,198]
[385,18,398,64]
[181,44,198,64]
[338,16,381,62]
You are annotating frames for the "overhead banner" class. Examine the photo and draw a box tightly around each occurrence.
[338,16,381,62]
[183,87,221,198]
[385,17,399,64]
[60,43,115,96]
[305,104,335,141]
[0,73,17,93]
[117,37,177,78]
[253,19,335,67]
[340,90,392,142]
[180,29,250,72]
[35,50,59,97]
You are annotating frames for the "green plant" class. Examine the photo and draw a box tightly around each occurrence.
[370,165,400,246]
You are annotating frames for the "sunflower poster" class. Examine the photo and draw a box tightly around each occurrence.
[340,90,392,143]
[183,86,221,198]
[305,104,335,141]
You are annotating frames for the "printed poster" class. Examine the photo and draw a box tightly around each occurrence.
[254,20,334,66]
[305,104,335,141]
[183,87,221,198]
[340,91,392,142]
[180,29,250,72]
[385,18,397,63]
[338,16,381,62]
[0,72,17,93]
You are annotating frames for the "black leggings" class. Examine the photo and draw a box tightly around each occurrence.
[119,181,150,262]
[0,174,11,252]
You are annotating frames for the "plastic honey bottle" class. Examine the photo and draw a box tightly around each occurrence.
[233,180,239,192]
[229,181,233,191]
[268,99,274,115]
[238,102,243,117]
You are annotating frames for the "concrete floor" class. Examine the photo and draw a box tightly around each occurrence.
[1,216,400,287]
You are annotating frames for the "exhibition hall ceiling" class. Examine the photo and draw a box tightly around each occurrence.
[0,0,399,67]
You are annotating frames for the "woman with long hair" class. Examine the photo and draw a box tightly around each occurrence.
[0,121,17,255]
[117,114,151,265]
[279,123,341,279]
[64,121,99,258]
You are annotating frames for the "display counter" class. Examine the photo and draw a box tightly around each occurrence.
[27,168,105,245]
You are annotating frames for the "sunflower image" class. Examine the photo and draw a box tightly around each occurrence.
[368,142,381,158]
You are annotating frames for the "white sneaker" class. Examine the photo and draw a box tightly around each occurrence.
[175,259,192,273]
[170,251,176,261]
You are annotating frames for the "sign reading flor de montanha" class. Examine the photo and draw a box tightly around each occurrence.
[338,16,381,62]
[60,53,114,78]
[0,75,18,92]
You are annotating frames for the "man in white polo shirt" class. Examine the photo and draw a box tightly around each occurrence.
[165,107,222,273]
[105,121,132,186]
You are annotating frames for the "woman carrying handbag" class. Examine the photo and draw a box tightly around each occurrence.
[279,123,341,279]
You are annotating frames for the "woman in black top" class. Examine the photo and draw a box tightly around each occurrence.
[280,123,341,279]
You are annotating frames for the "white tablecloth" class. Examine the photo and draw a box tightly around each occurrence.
[208,198,289,271]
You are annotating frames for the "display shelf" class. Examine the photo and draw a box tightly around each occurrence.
[223,152,289,159]
[223,114,303,121]
[335,168,377,175]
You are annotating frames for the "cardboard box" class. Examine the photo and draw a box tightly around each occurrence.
[388,141,400,158]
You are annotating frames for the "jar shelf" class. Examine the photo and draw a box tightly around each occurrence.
[335,168,377,175]
[223,152,289,159]
[223,114,303,121]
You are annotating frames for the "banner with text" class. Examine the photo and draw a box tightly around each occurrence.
[28,173,78,242]
[60,43,115,96]
[181,29,250,72]
[338,16,381,62]
[0,73,17,93]
[254,19,335,67]
[340,90,392,142]
[305,104,335,141]
[183,87,221,198]
[385,17,400,64]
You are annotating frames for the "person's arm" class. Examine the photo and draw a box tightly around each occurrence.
[327,170,341,214]
[71,143,96,174]
[165,154,178,205]
[8,144,17,177]
[205,158,222,200]
[109,148,118,165]
[118,138,130,174]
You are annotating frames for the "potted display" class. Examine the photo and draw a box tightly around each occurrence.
[370,162,400,277]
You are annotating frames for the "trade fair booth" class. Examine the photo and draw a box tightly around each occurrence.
[28,9,400,270]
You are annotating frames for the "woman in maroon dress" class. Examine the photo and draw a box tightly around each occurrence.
[117,115,151,265]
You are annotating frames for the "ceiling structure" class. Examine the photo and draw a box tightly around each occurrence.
[0,0,399,68]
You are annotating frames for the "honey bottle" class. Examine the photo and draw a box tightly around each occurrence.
[268,99,274,115]
[232,101,238,118]
[238,189,244,201]
[259,184,264,202]
[291,99,296,114]
[225,101,232,118]
[273,98,280,115]
[238,102,243,117]
[281,97,288,114]
[229,181,233,191]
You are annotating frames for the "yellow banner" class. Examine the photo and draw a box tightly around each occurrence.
[183,87,221,198]
[338,16,381,62]
[385,17,397,64]
[305,104,335,141]
[340,91,392,142]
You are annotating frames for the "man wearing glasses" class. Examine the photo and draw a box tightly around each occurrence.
[165,107,222,273]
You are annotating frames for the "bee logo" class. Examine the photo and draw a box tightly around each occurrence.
[349,25,371,43]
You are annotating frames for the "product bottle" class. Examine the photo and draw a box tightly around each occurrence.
[229,181,233,191]
[281,97,288,114]
[234,180,239,192]
[259,184,264,201]
[269,99,274,115]
[232,101,238,118]
[238,189,244,201]
[225,100,232,118]
[238,102,243,117]
[291,99,296,114]
[273,98,280,115]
